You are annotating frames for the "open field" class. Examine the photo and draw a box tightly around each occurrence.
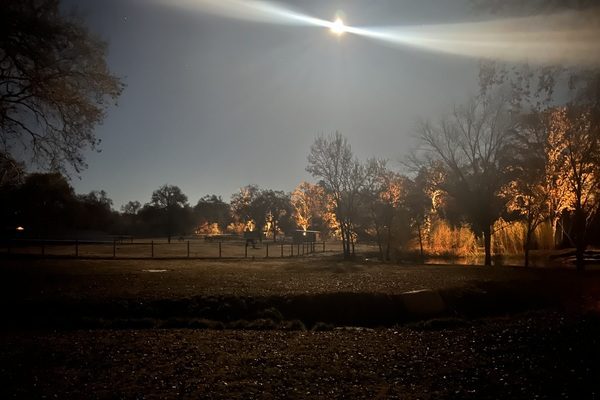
[2,257,600,398]
[0,239,363,259]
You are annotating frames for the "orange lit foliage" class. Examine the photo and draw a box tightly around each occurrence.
[323,193,342,240]
[195,222,221,236]
[492,219,526,255]
[226,221,247,235]
[548,107,600,269]
[291,181,325,231]
[491,219,554,256]
[421,219,477,257]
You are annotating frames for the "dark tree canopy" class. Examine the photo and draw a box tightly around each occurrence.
[0,0,123,173]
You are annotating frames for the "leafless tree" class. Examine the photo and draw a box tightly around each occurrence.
[307,132,381,258]
[414,94,515,266]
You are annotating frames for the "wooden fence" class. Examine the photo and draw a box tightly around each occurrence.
[0,239,341,260]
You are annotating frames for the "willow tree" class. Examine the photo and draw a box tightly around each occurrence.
[0,0,123,173]
[415,94,515,266]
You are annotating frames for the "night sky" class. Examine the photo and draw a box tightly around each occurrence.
[66,0,478,208]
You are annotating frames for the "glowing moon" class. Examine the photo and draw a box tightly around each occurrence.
[330,17,346,35]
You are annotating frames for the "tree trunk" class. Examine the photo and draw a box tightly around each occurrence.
[417,221,424,260]
[375,223,384,261]
[574,207,586,272]
[341,224,349,258]
[524,223,532,268]
[483,225,492,266]
[386,225,392,262]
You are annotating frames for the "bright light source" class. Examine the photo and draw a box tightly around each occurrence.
[330,17,346,35]
[16,226,24,231]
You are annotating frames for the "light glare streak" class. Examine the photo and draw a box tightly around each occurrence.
[155,0,600,66]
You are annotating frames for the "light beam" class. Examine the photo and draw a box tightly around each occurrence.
[152,0,600,66]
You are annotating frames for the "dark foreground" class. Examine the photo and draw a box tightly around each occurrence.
[1,257,600,398]
[2,312,599,399]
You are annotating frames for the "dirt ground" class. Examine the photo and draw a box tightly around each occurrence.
[2,256,598,299]
[1,257,600,398]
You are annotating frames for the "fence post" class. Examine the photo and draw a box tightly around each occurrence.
[219,242,222,258]
[113,239,116,258]
[75,240,79,257]
[323,242,326,253]
[290,243,293,257]
[280,244,284,258]
[245,242,248,258]
[266,243,269,258]
[297,243,300,256]
[187,240,190,258]
[151,240,154,258]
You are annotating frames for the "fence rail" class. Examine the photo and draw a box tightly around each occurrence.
[0,239,344,260]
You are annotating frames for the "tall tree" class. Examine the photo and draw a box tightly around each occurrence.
[150,184,189,243]
[290,181,326,232]
[500,113,551,267]
[414,94,515,265]
[363,167,412,261]
[547,107,600,270]
[255,190,293,242]
[230,184,261,234]
[0,0,123,173]
[307,132,380,258]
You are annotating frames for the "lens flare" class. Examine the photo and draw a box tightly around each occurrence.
[330,18,346,35]
[152,0,600,66]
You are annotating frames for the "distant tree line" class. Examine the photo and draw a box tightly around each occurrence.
[1,0,599,268]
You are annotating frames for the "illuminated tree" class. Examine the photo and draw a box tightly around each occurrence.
[405,167,438,258]
[414,94,515,266]
[306,132,381,258]
[547,107,600,270]
[291,181,326,231]
[0,0,123,173]
[498,112,552,266]
[361,166,412,261]
[254,189,293,242]
[230,186,292,241]
[230,184,261,234]
[193,195,231,234]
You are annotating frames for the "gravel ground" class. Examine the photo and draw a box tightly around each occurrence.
[1,312,599,399]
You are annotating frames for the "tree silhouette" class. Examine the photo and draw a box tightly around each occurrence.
[150,184,189,243]
[0,0,123,173]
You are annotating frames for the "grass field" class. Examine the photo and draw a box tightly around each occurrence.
[1,256,600,398]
